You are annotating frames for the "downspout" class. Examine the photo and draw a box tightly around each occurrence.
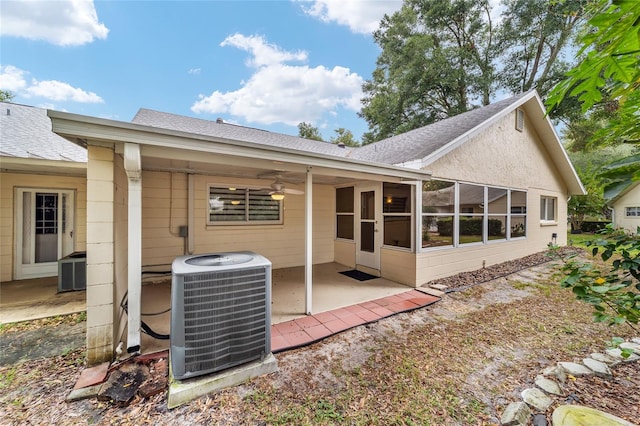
[124,143,142,354]
[305,166,313,315]
[188,173,194,255]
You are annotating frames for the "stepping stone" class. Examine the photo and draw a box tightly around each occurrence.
[501,401,532,426]
[606,348,640,362]
[542,365,566,383]
[66,384,101,402]
[631,337,640,345]
[557,362,592,377]
[73,362,110,389]
[590,352,619,366]
[535,375,563,396]
[620,342,640,355]
[582,357,612,378]
[429,284,448,291]
[521,387,553,411]
[416,287,444,297]
[552,404,637,426]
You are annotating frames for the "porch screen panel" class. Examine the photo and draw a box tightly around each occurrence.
[383,183,412,248]
[422,180,455,248]
[510,190,527,238]
[336,187,354,240]
[487,187,507,241]
[458,184,483,244]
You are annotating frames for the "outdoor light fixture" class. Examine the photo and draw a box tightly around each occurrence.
[551,233,557,245]
[270,192,285,201]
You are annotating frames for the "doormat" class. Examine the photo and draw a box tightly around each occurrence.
[339,270,378,281]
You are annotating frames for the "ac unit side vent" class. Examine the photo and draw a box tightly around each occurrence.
[171,252,272,380]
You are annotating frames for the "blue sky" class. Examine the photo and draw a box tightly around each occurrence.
[0,0,407,141]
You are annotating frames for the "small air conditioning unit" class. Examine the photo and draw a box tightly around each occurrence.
[170,251,272,380]
[58,251,86,292]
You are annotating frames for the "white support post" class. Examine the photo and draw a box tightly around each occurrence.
[305,167,313,315]
[124,143,142,354]
[414,181,422,253]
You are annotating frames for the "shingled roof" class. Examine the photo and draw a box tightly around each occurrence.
[351,91,532,165]
[0,102,87,162]
[132,108,351,158]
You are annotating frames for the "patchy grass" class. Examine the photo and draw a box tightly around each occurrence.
[0,312,86,334]
[566,231,598,249]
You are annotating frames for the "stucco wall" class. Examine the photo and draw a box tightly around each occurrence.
[416,110,569,284]
[0,172,86,282]
[612,183,640,234]
[139,172,336,270]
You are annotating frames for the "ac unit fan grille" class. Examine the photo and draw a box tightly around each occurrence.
[181,267,268,375]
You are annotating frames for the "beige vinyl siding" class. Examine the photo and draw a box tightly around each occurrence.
[139,172,335,270]
[0,171,87,282]
[334,240,355,268]
[381,248,416,286]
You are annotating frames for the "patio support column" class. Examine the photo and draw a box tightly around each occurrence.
[415,181,422,254]
[124,143,142,354]
[305,166,313,315]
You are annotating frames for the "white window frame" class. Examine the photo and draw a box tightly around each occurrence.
[207,185,283,225]
[420,180,528,252]
[335,186,355,241]
[540,195,557,223]
[626,207,640,217]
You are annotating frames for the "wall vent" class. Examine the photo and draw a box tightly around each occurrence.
[515,108,525,132]
[170,251,272,380]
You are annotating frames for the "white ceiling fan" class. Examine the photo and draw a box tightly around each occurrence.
[268,176,304,199]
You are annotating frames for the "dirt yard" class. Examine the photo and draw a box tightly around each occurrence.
[1,250,638,425]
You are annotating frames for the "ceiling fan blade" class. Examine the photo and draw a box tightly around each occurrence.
[284,188,304,195]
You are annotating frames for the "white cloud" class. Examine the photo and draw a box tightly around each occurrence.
[192,34,363,126]
[0,64,103,103]
[0,65,28,91]
[188,68,202,75]
[298,0,402,34]
[26,80,103,103]
[221,33,308,67]
[0,0,108,46]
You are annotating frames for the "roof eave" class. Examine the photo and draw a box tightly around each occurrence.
[48,110,432,182]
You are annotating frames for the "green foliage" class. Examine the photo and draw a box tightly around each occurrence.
[0,90,15,102]
[551,225,640,329]
[546,0,640,200]
[297,122,324,141]
[330,128,360,147]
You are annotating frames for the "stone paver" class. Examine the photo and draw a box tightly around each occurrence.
[583,357,612,378]
[590,352,619,366]
[535,375,563,396]
[501,401,531,426]
[558,361,593,377]
[606,348,640,362]
[521,387,553,411]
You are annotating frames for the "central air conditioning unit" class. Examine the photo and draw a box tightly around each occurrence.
[170,251,272,380]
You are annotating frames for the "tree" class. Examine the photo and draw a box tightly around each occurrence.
[360,0,586,144]
[546,0,640,200]
[497,0,587,94]
[359,0,496,143]
[297,122,324,141]
[329,128,359,147]
[0,90,15,102]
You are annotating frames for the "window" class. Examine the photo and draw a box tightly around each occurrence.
[540,196,557,222]
[421,180,527,250]
[422,180,455,248]
[515,109,525,132]
[626,207,640,217]
[510,191,527,238]
[383,183,412,248]
[336,187,354,239]
[208,186,282,224]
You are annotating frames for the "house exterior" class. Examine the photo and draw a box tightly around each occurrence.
[609,181,640,234]
[46,89,584,364]
[0,102,87,283]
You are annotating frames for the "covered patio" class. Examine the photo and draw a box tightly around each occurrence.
[0,263,433,356]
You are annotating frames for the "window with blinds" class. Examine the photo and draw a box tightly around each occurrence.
[208,186,282,225]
